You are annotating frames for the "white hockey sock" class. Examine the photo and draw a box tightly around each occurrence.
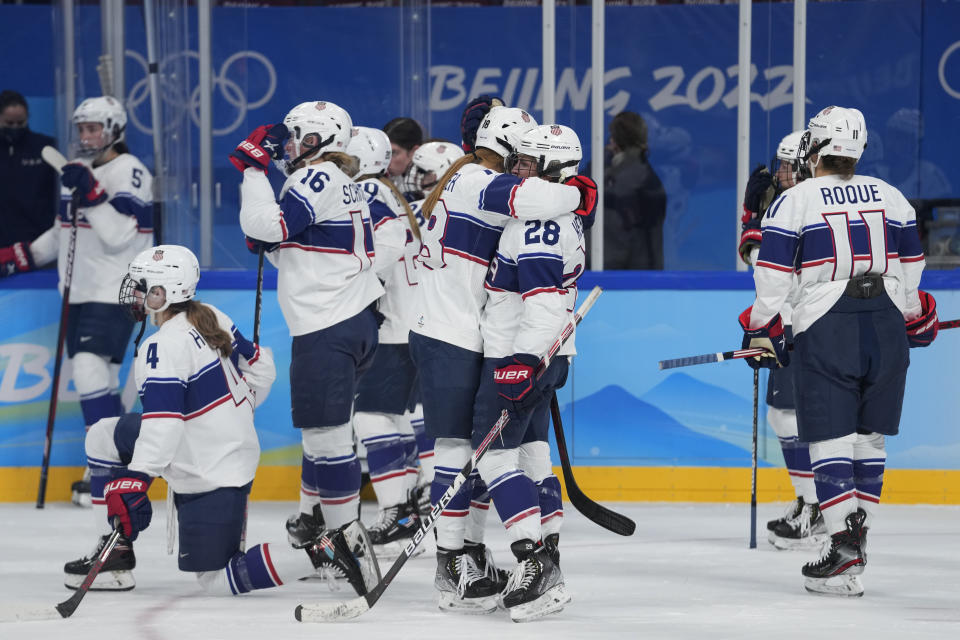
[355,412,406,507]
[302,425,361,529]
[432,438,471,550]
[810,434,858,535]
[853,432,886,529]
[197,542,314,595]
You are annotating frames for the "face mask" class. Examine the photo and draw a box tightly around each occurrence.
[0,126,27,145]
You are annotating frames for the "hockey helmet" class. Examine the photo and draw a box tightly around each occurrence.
[771,129,807,189]
[73,96,127,158]
[280,101,353,173]
[506,124,582,182]
[410,141,465,194]
[120,245,200,320]
[347,126,392,177]
[474,107,538,159]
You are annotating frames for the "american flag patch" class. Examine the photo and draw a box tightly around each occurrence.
[315,102,327,111]
[153,249,164,261]
[550,125,562,136]
[521,111,531,122]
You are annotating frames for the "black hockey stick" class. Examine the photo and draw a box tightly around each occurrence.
[0,527,121,622]
[295,286,602,623]
[749,368,758,549]
[37,146,76,508]
[239,246,266,553]
[550,393,635,536]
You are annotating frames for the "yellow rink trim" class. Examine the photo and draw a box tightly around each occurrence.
[4,466,960,504]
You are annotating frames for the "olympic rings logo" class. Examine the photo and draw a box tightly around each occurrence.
[126,49,277,135]
[939,40,960,100]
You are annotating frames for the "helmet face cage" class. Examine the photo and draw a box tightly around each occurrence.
[73,96,127,158]
[120,245,200,321]
[119,274,148,322]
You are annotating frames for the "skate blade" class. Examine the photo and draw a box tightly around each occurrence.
[373,539,425,561]
[437,591,499,614]
[769,532,828,551]
[64,570,135,591]
[508,583,572,623]
[804,575,864,597]
[340,521,382,591]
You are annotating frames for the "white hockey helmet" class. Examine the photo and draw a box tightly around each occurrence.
[120,245,200,320]
[281,100,353,172]
[347,126,392,177]
[506,124,583,182]
[805,106,867,161]
[473,106,538,159]
[411,141,465,193]
[772,129,808,189]
[73,96,127,157]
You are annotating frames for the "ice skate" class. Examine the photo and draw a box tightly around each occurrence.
[71,468,92,508]
[543,533,561,568]
[769,501,827,550]
[64,532,136,591]
[767,496,803,532]
[286,504,325,549]
[434,547,500,614]
[305,522,380,596]
[367,497,422,560]
[463,541,510,593]
[501,539,570,622]
[802,510,866,597]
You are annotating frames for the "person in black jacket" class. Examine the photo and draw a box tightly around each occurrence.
[595,111,667,270]
[0,90,59,247]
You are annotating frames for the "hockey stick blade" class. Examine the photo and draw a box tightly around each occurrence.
[0,604,63,623]
[296,286,602,622]
[41,145,68,174]
[550,395,635,536]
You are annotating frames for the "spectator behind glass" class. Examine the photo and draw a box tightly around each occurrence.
[383,116,425,201]
[0,90,59,247]
[591,111,667,270]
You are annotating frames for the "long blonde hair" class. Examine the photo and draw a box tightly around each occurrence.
[421,148,503,221]
[375,175,421,241]
[167,300,233,358]
[321,151,360,177]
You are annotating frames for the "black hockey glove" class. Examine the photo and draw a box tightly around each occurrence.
[61,163,108,207]
[460,95,504,153]
[739,307,789,369]
[743,164,773,218]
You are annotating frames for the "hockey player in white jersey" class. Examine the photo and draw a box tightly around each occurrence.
[475,124,586,621]
[408,106,598,613]
[739,131,826,551]
[738,106,934,597]
[63,245,379,596]
[346,126,424,557]
[234,101,384,547]
[0,96,153,505]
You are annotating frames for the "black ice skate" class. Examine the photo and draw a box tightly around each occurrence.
[286,504,325,549]
[305,521,380,596]
[501,539,570,622]
[767,496,804,532]
[769,501,827,551]
[71,468,92,508]
[367,497,422,560]
[434,547,501,614]
[543,533,561,568]
[463,540,510,592]
[802,509,866,597]
[64,533,136,591]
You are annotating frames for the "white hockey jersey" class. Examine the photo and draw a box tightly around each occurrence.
[129,305,276,494]
[482,213,586,359]
[359,178,421,344]
[30,153,154,304]
[749,173,925,333]
[239,164,384,337]
[411,164,582,352]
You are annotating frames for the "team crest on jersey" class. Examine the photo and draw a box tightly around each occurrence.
[550,125,563,136]
[152,249,164,261]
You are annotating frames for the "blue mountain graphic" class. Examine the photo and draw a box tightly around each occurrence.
[641,372,754,434]
[555,385,753,467]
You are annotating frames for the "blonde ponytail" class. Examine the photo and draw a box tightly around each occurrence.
[168,300,233,358]
[375,176,421,241]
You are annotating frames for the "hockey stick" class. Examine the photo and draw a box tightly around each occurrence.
[0,527,121,622]
[660,315,960,370]
[549,393,635,536]
[749,369,758,549]
[36,146,75,508]
[295,286,603,623]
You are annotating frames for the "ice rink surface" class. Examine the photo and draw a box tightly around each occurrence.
[0,500,958,639]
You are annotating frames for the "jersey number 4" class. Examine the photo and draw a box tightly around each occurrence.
[823,209,888,280]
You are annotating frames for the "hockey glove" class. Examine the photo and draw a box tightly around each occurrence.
[563,175,598,225]
[739,307,789,369]
[493,353,543,415]
[0,242,36,278]
[245,236,277,255]
[743,164,773,218]
[104,472,153,541]
[738,217,763,266]
[905,290,938,348]
[60,163,107,207]
[460,95,504,153]
[230,124,280,173]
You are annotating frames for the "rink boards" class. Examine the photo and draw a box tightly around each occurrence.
[1,270,959,503]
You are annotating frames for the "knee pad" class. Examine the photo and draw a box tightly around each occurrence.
[518,441,552,483]
[302,424,354,459]
[808,433,857,466]
[476,448,520,487]
[71,352,112,396]
[85,417,122,463]
[767,407,798,440]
